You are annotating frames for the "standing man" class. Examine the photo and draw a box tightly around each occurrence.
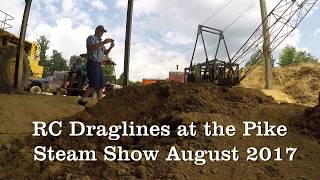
[78,25,115,106]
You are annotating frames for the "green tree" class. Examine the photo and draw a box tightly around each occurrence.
[36,35,50,77]
[129,81,142,87]
[245,51,263,67]
[102,65,114,76]
[116,73,124,86]
[279,46,296,67]
[294,51,318,64]
[41,60,52,77]
[47,50,69,75]
[245,51,275,67]
[36,35,50,64]
[69,55,79,68]
[116,73,141,87]
[279,45,318,67]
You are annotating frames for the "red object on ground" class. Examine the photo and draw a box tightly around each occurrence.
[142,79,162,86]
[169,71,185,83]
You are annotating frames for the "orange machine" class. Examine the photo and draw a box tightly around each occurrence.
[142,79,165,86]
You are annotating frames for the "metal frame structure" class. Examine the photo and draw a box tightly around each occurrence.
[0,10,14,30]
[231,0,319,81]
[185,25,240,86]
[186,0,318,86]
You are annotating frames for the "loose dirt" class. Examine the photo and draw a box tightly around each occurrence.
[241,63,320,106]
[0,82,319,179]
[0,94,93,145]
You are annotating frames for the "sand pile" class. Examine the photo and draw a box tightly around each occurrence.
[1,82,320,179]
[241,63,320,106]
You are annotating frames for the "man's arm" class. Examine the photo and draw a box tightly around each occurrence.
[104,42,115,55]
[87,36,113,52]
[87,42,104,52]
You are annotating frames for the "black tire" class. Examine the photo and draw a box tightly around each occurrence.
[0,45,30,89]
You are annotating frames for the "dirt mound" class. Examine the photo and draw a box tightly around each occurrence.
[1,82,320,179]
[290,106,320,138]
[241,63,320,106]
[261,89,296,104]
[86,82,274,125]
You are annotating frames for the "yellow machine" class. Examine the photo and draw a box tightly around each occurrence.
[28,42,43,78]
[0,9,43,89]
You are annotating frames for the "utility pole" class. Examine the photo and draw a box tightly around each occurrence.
[123,0,134,87]
[15,0,32,90]
[259,0,272,89]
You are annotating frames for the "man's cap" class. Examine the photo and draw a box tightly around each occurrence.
[96,25,106,32]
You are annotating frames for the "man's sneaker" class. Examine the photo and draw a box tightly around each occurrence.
[78,99,88,106]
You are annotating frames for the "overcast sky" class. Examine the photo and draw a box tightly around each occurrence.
[1,0,319,81]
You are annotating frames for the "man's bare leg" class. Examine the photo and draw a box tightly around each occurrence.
[97,89,104,101]
[78,87,95,105]
[83,87,96,98]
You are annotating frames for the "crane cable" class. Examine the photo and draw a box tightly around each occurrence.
[202,0,235,25]
[223,1,258,31]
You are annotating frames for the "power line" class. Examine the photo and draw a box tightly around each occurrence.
[202,0,235,25]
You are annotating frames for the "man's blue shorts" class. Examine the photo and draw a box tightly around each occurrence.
[86,60,105,90]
